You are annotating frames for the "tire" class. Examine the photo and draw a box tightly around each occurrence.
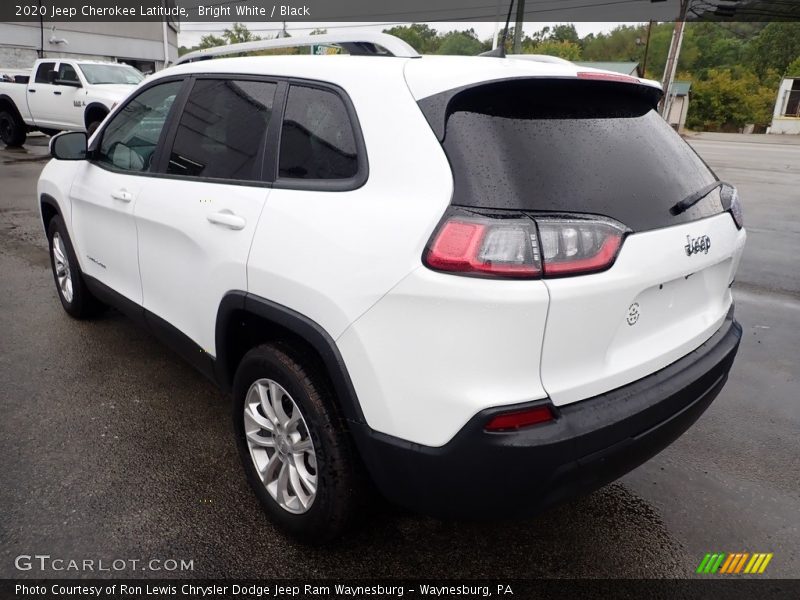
[0,109,26,147]
[47,216,105,319]
[233,343,362,543]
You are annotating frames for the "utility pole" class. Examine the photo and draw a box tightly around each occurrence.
[660,0,689,121]
[512,0,525,54]
[641,20,653,79]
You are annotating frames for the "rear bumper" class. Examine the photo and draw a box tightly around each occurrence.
[351,308,742,517]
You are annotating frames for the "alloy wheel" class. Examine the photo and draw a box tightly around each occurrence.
[244,378,318,514]
[52,232,73,303]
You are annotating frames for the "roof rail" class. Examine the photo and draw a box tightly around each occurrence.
[177,32,420,65]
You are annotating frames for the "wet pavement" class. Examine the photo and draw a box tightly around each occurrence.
[0,134,797,579]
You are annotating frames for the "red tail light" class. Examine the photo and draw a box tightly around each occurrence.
[424,210,627,279]
[485,405,554,431]
[425,216,541,278]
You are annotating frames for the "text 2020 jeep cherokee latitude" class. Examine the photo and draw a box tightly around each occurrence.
[38,33,745,542]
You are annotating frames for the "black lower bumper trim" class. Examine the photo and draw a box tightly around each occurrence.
[351,310,742,517]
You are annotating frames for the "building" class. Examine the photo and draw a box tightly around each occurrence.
[665,80,691,132]
[574,61,642,77]
[770,77,800,135]
[0,21,178,74]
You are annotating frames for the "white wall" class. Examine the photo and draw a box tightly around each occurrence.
[0,22,178,69]
[771,77,800,135]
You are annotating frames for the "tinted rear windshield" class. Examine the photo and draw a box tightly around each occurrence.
[419,79,722,232]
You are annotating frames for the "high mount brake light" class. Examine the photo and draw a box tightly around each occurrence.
[424,211,628,279]
[577,71,640,84]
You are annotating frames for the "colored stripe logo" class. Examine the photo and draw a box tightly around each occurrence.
[696,552,773,574]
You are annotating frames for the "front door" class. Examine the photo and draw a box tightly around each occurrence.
[70,79,184,306]
[51,62,86,129]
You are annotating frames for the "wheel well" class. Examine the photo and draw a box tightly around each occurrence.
[84,104,108,128]
[0,95,24,122]
[223,310,333,393]
[40,196,60,231]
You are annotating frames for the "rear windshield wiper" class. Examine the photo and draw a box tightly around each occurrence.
[670,180,730,216]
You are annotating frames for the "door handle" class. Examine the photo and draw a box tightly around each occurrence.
[110,189,133,202]
[54,91,62,95]
[28,89,36,93]
[207,210,246,231]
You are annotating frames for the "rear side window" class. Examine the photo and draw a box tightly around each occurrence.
[278,85,358,181]
[421,79,720,232]
[35,62,56,84]
[167,79,276,182]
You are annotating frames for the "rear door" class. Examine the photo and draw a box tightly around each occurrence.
[419,77,746,406]
[26,61,58,127]
[135,77,278,357]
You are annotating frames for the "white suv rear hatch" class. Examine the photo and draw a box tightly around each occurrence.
[412,71,746,406]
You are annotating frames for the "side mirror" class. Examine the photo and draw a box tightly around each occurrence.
[50,131,87,160]
[55,78,82,88]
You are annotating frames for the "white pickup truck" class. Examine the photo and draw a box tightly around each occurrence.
[0,58,143,147]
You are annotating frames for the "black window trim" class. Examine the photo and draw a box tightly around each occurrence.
[88,73,369,192]
[272,77,369,193]
[154,74,284,187]
[88,74,191,178]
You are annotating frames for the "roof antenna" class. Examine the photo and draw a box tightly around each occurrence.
[480,0,514,57]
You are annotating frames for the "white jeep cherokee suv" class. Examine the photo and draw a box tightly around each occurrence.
[38,33,746,542]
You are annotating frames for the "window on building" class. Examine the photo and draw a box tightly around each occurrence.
[166,79,277,182]
[278,85,359,181]
[784,79,800,117]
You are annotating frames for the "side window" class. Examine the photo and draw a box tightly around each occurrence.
[166,79,276,181]
[57,63,79,84]
[278,85,359,181]
[34,62,56,84]
[97,80,182,173]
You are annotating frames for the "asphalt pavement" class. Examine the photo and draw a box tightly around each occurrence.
[0,133,797,579]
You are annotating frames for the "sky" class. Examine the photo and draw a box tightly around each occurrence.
[178,21,632,48]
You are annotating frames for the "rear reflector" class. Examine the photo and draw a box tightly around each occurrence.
[424,210,628,279]
[485,405,554,431]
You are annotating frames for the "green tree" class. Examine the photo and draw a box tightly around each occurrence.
[532,40,582,60]
[686,68,777,131]
[549,24,579,44]
[198,34,225,50]
[786,56,800,77]
[436,29,486,56]
[745,22,800,77]
[383,24,440,54]
[222,22,261,45]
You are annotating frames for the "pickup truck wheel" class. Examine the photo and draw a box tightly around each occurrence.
[233,343,361,543]
[86,120,103,137]
[47,216,105,319]
[0,110,26,147]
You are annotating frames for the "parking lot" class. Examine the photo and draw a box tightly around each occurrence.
[1,133,798,579]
